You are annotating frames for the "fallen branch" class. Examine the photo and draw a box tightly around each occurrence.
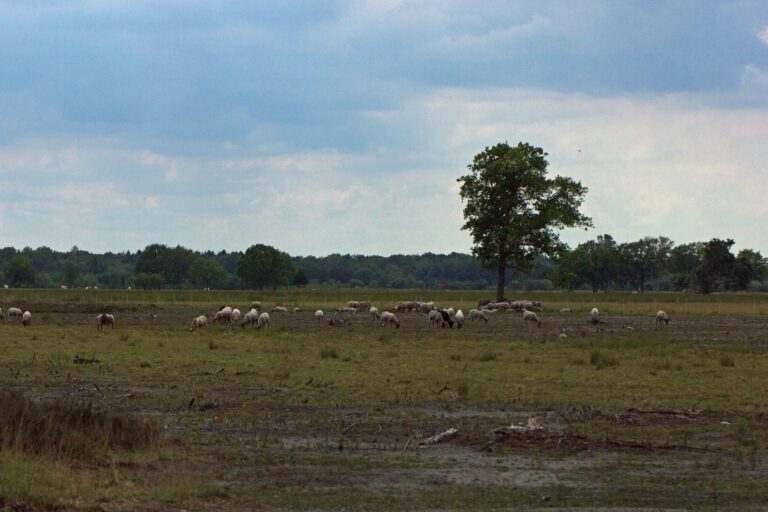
[419,427,459,447]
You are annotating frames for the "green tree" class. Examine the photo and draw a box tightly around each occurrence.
[3,255,36,287]
[134,272,166,290]
[690,238,736,294]
[619,236,673,292]
[292,268,309,287]
[667,242,703,290]
[458,142,591,301]
[736,249,767,282]
[188,257,228,289]
[237,244,295,290]
[62,260,80,288]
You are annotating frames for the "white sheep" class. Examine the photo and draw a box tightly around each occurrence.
[21,310,32,327]
[339,306,358,314]
[428,309,445,327]
[231,308,243,323]
[656,310,670,325]
[256,312,270,329]
[250,301,262,311]
[96,313,115,331]
[468,309,489,323]
[522,309,542,327]
[454,309,465,328]
[379,311,400,329]
[213,306,233,324]
[271,306,288,313]
[314,309,325,321]
[293,306,302,313]
[190,315,208,331]
[241,309,260,328]
[590,307,599,324]
[7,307,22,318]
[369,306,380,320]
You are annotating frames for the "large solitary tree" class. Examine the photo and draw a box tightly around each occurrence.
[237,244,295,290]
[458,142,591,301]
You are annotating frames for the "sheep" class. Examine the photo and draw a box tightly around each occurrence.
[293,306,302,313]
[522,309,542,327]
[250,301,262,311]
[560,308,573,313]
[394,301,418,312]
[314,309,325,321]
[190,315,208,331]
[590,307,599,325]
[369,306,380,320]
[96,313,115,331]
[271,306,288,313]
[454,309,465,328]
[468,309,489,323]
[231,308,243,323]
[256,312,270,330]
[7,307,22,318]
[656,310,670,325]
[339,306,358,314]
[418,301,437,313]
[213,306,233,324]
[379,311,400,329]
[241,309,260,328]
[489,301,511,311]
[438,309,455,328]
[428,309,445,327]
[21,311,32,327]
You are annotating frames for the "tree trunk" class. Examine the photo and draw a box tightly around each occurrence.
[496,256,507,302]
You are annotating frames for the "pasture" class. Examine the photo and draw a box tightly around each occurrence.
[1,289,768,511]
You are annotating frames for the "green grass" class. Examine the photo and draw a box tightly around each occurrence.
[1,288,768,510]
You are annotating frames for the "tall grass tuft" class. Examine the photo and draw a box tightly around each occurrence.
[589,350,619,369]
[0,391,158,461]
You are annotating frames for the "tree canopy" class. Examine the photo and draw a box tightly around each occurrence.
[458,142,592,300]
[237,244,295,290]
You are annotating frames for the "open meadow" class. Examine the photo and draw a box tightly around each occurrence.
[2,289,768,511]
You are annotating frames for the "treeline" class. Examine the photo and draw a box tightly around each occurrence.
[0,236,766,293]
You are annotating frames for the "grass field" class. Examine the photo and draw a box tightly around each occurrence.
[1,289,768,511]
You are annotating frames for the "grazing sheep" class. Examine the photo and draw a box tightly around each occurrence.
[454,309,464,328]
[7,307,22,318]
[241,309,259,328]
[293,306,302,313]
[379,311,400,329]
[213,306,233,324]
[339,306,358,314]
[418,301,437,313]
[190,315,208,331]
[369,306,380,320]
[271,306,288,313]
[21,311,32,327]
[468,309,489,323]
[438,309,455,328]
[522,309,542,327]
[250,301,262,311]
[394,301,419,312]
[314,309,325,321]
[560,308,573,313]
[656,310,670,325]
[256,312,270,330]
[96,313,115,331]
[231,308,243,323]
[428,309,445,327]
[590,308,599,324]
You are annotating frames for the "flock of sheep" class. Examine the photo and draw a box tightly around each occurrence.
[0,299,671,332]
[0,307,32,326]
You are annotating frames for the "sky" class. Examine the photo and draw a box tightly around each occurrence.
[0,1,767,256]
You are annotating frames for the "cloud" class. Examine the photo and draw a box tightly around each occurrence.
[759,25,768,46]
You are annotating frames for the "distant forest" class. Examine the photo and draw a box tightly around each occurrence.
[0,235,766,293]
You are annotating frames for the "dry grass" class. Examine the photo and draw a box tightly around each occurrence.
[0,391,158,461]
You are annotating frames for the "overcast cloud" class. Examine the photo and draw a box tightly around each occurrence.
[0,1,766,255]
